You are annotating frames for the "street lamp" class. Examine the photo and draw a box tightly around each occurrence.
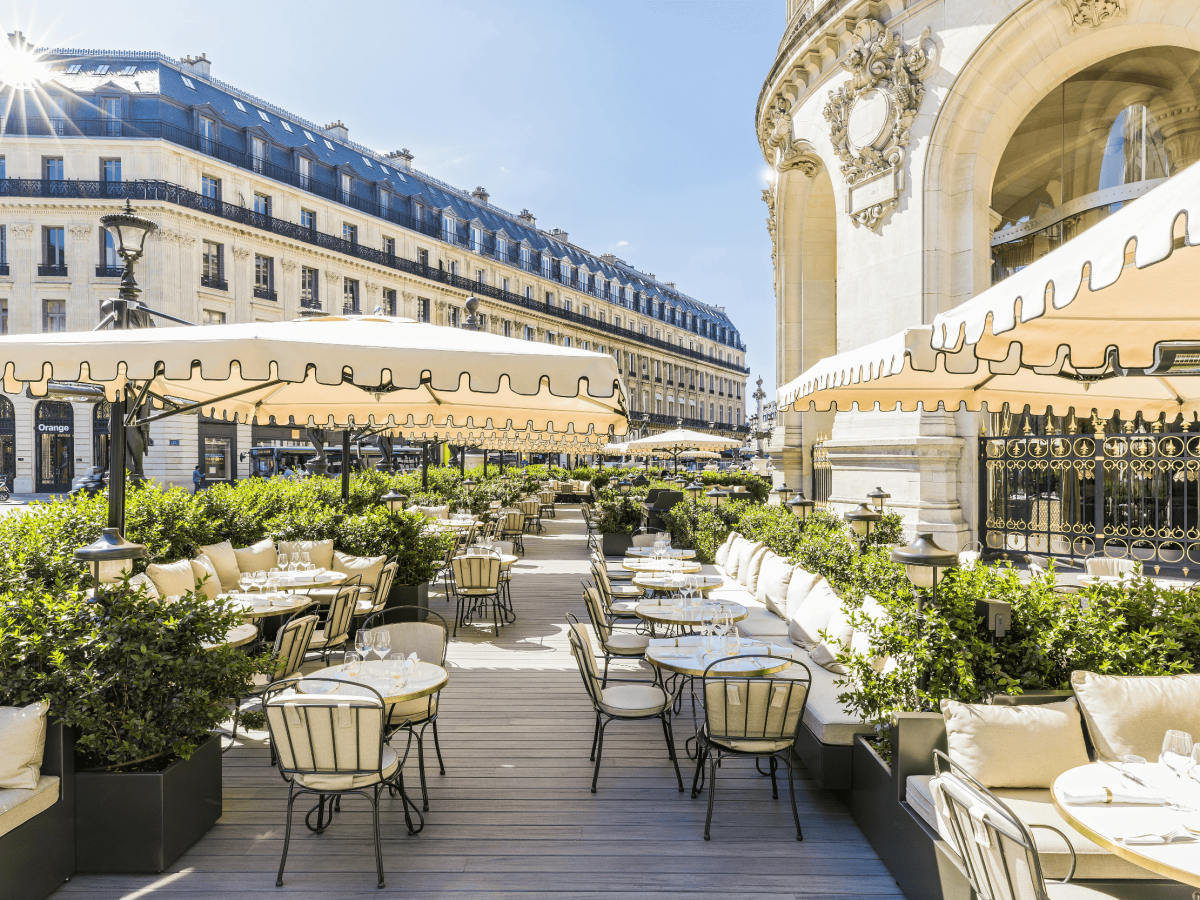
[618,479,632,494]
[891,532,958,697]
[74,527,148,604]
[706,487,728,508]
[776,483,794,505]
[686,480,704,503]
[868,486,891,513]
[99,200,158,330]
[787,491,815,521]
[462,478,478,492]
[381,489,408,512]
[844,502,883,549]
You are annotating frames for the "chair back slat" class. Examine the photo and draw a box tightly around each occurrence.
[323,583,359,645]
[581,584,612,642]
[371,621,447,666]
[272,614,319,680]
[566,619,603,706]
[500,512,525,534]
[452,554,501,590]
[703,671,809,744]
[265,680,385,786]
[373,560,398,608]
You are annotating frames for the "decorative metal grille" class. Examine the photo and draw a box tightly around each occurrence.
[981,414,1200,573]
[811,434,832,508]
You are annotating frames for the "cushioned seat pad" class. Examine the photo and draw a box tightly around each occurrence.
[0,775,59,838]
[599,684,670,717]
[296,746,398,790]
[604,633,650,653]
[737,609,792,638]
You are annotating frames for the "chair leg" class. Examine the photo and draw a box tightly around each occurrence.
[769,756,779,799]
[704,753,719,841]
[415,729,430,811]
[690,742,708,798]
[602,654,610,688]
[431,718,446,775]
[661,714,683,792]
[230,697,241,743]
[277,787,296,887]
[783,756,803,841]
[589,713,601,761]
[371,787,385,888]
[591,717,609,792]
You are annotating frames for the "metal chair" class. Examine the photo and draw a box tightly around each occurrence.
[580,585,649,685]
[362,607,449,812]
[498,510,526,553]
[691,655,811,841]
[1083,556,1140,578]
[352,558,398,626]
[307,580,360,663]
[230,610,318,742]
[451,552,504,635]
[632,531,666,547]
[589,559,643,620]
[263,677,421,888]
[566,618,683,794]
[519,498,542,534]
[931,749,1089,900]
[538,489,556,519]
[591,547,636,584]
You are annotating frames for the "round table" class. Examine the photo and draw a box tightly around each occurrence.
[622,558,703,575]
[631,574,724,594]
[626,547,697,560]
[646,640,794,678]
[221,593,316,619]
[273,570,348,592]
[299,659,450,705]
[1052,762,1200,887]
[635,601,748,633]
[203,622,259,650]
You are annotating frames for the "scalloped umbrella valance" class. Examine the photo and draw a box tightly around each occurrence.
[624,428,742,453]
[0,315,629,437]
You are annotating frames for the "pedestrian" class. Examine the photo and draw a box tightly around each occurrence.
[192,465,203,494]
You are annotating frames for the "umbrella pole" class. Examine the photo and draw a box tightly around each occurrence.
[341,430,350,502]
[483,452,488,477]
[108,393,126,531]
[422,441,429,491]
[459,446,465,476]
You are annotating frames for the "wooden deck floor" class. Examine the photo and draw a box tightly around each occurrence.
[55,507,903,899]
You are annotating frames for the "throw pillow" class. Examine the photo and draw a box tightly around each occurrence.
[714,532,740,569]
[127,572,160,601]
[276,539,335,571]
[756,555,795,618]
[742,545,771,592]
[734,540,765,587]
[332,551,387,589]
[788,579,842,648]
[146,559,198,599]
[941,698,1090,788]
[724,536,748,579]
[198,540,241,591]
[190,557,222,601]
[1072,671,1200,761]
[809,604,856,674]
[783,569,822,620]
[0,701,49,790]
[234,538,279,576]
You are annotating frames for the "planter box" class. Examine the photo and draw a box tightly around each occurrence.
[75,733,222,873]
[0,721,74,900]
[601,532,633,557]
[387,581,430,621]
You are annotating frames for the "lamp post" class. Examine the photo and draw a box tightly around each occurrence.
[844,501,883,550]
[74,527,147,604]
[706,487,728,508]
[787,491,815,521]
[618,479,632,495]
[776,483,794,505]
[891,532,958,697]
[381,489,408,512]
[868,486,891,514]
[462,478,478,492]
[686,480,704,504]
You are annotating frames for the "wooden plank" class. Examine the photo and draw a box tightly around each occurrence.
[55,507,903,899]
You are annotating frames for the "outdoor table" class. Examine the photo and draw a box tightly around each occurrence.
[621,558,702,575]
[626,547,697,559]
[299,659,450,706]
[634,600,747,637]
[220,593,317,619]
[631,573,724,594]
[1052,761,1200,887]
[645,636,794,678]
[202,622,259,651]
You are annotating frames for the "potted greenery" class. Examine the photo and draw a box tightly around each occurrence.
[335,506,451,615]
[0,581,269,873]
[594,492,645,557]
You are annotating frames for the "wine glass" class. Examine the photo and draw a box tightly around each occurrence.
[699,604,716,653]
[355,629,370,657]
[373,629,391,661]
[1161,730,1194,781]
[289,552,301,572]
[301,551,312,571]
[277,553,288,571]
[238,572,252,595]
[343,651,363,676]
[254,570,268,591]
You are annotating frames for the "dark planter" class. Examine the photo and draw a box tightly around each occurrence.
[74,733,222,873]
[0,721,74,900]
[601,532,633,557]
[387,580,430,621]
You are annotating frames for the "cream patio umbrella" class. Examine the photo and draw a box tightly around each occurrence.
[625,427,742,472]
[680,449,721,460]
[2,314,628,525]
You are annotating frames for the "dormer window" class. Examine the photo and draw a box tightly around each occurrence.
[233,99,247,112]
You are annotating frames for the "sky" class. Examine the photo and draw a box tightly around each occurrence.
[11,0,782,398]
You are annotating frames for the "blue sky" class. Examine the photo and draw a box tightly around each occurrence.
[16,0,781,396]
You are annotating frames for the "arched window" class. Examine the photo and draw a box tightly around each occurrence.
[0,395,13,479]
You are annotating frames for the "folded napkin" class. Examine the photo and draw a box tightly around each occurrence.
[1061,786,1165,805]
[1120,830,1196,845]
[649,636,702,647]
[740,641,796,658]
[655,648,696,659]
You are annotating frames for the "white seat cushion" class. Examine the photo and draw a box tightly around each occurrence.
[710,735,794,754]
[333,551,386,589]
[145,559,197,601]
[809,604,855,674]
[388,695,438,725]
[197,541,242,592]
[599,684,670,716]
[296,746,399,791]
[734,541,765,588]
[0,702,48,790]
[127,572,160,600]
[714,532,740,569]
[308,628,347,649]
[755,554,794,617]
[769,643,873,746]
[604,633,650,654]
[724,536,749,579]
[189,557,221,602]
[0,775,59,838]
[742,546,771,592]
[788,580,842,648]
[783,569,822,620]
[1071,670,1200,761]
[737,609,791,638]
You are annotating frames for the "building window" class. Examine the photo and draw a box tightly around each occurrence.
[470,226,483,252]
[545,332,556,345]
[418,249,429,268]
[202,309,226,325]
[199,116,216,154]
[42,227,66,273]
[476,313,486,331]
[524,286,533,300]
[340,172,352,202]
[0,226,6,272]
[253,254,275,300]
[0,157,5,178]
[380,190,390,214]
[343,223,358,245]
[382,287,396,315]
[0,300,7,334]
[253,193,271,217]
[563,336,572,348]
[476,269,485,285]
[448,261,458,277]
[43,299,65,333]
[99,227,120,274]
[524,326,535,341]
[383,236,395,257]
[545,292,554,307]
[448,306,460,328]
[442,215,456,244]
[502,319,512,338]
[201,175,221,201]
[298,156,311,189]
[101,158,121,184]
[343,277,359,313]
[43,157,64,181]
[201,241,225,289]
[301,208,315,230]
[502,277,509,294]
[251,137,266,174]
[300,266,319,309]
[417,298,431,323]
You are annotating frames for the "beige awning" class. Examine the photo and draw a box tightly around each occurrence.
[1,315,629,438]
[680,449,721,459]
[625,428,742,453]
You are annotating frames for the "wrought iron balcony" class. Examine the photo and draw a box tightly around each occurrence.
[0,264,9,276]
[300,295,321,310]
[200,274,228,291]
[95,265,123,277]
[253,287,278,301]
[37,264,68,277]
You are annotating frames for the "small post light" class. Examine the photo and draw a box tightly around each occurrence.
[891,532,958,698]
[381,489,408,512]
[706,487,728,508]
[787,491,815,521]
[868,486,891,513]
[618,479,632,494]
[844,501,883,549]
[73,527,148,604]
[686,480,704,503]
[776,483,794,505]
[462,478,478,492]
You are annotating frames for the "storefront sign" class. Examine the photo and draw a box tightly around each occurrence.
[37,423,72,434]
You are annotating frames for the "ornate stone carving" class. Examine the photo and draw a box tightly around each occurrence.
[764,98,821,176]
[325,270,341,283]
[365,280,379,293]
[148,228,194,245]
[762,188,778,263]
[9,224,33,238]
[68,224,92,238]
[823,19,933,230]
[231,247,251,260]
[1063,0,1124,29]
[280,258,297,272]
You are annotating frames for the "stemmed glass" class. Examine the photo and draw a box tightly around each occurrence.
[301,551,313,571]
[373,629,391,662]
[1162,730,1195,782]
[238,572,253,595]
[254,570,268,592]
[699,604,716,654]
[355,628,371,658]
[343,650,363,677]
[289,552,301,573]
[277,553,288,571]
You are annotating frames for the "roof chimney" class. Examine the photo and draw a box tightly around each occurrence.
[386,148,413,170]
[518,209,536,226]
[324,120,349,141]
[180,53,210,77]
[472,186,490,204]
[663,282,676,290]
[599,253,617,264]
[549,228,568,244]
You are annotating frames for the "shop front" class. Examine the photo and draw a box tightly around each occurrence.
[35,401,74,493]
[198,417,237,487]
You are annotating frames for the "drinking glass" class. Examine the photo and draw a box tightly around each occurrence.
[255,570,268,591]
[300,551,312,570]
[1161,730,1195,780]
[700,605,716,653]
[238,572,252,595]
[277,553,288,570]
[373,629,391,661]
[343,651,363,676]
[289,552,301,572]
[355,629,370,657]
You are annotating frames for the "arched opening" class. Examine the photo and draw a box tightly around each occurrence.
[93,400,110,471]
[990,46,1200,282]
[35,400,74,493]
[0,396,14,484]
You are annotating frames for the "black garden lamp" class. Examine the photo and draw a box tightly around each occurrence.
[462,478,478,492]
[381,489,408,512]
[686,480,705,504]
[618,479,632,495]
[787,491,815,521]
[776,483,794,505]
[891,532,958,697]
[706,487,728,508]
[74,527,147,604]
[844,502,883,549]
[868,486,891,513]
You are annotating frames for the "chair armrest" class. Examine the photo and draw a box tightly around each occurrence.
[1027,824,1077,883]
